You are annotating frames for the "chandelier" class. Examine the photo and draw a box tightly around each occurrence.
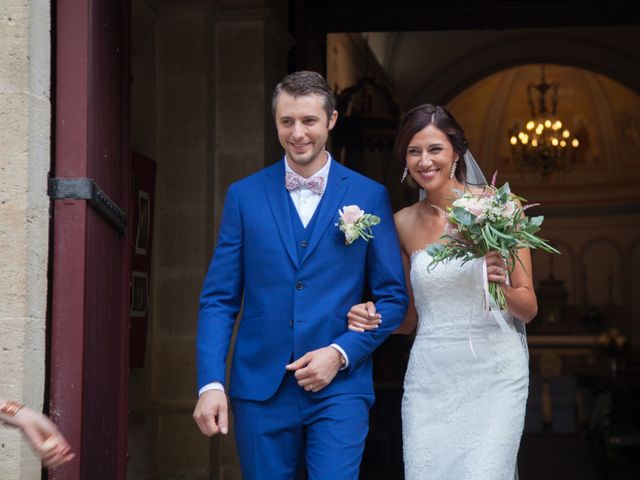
[509,65,579,176]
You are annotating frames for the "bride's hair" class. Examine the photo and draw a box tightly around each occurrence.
[394,104,469,184]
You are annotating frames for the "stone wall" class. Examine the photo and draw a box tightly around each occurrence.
[0,0,51,478]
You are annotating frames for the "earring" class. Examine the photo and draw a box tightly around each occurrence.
[401,167,408,183]
[449,159,458,179]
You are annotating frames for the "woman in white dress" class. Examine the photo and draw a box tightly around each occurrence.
[348,104,537,480]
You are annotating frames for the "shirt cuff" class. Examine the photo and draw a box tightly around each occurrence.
[330,343,349,370]
[199,382,225,396]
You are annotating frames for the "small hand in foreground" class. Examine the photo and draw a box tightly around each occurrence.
[10,406,75,469]
[193,389,228,436]
[347,301,381,332]
[485,251,509,284]
[286,347,342,393]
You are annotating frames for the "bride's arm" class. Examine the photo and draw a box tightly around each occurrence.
[393,209,417,333]
[487,248,538,322]
[394,249,417,334]
[346,252,416,333]
[346,210,418,334]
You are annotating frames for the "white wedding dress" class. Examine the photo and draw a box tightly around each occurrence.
[402,251,529,480]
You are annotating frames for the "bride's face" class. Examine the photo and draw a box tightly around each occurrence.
[405,124,459,192]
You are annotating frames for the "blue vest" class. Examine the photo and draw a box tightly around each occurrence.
[288,195,322,263]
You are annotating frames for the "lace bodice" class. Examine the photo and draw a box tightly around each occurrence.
[410,249,487,336]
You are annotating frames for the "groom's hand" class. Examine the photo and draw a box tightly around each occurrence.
[286,347,342,393]
[193,390,229,436]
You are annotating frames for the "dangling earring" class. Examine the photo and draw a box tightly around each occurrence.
[401,167,408,183]
[449,159,458,179]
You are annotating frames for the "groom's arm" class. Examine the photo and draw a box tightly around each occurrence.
[197,183,244,392]
[333,187,408,371]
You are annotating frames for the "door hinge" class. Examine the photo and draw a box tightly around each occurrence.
[48,178,127,235]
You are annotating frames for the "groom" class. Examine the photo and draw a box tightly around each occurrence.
[193,71,408,479]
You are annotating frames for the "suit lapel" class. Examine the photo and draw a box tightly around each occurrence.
[300,160,349,265]
[264,160,298,267]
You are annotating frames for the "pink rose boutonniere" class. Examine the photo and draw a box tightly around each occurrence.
[336,205,380,245]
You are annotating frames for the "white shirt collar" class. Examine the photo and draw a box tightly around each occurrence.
[284,152,332,182]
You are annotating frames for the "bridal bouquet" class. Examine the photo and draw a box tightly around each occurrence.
[427,173,559,311]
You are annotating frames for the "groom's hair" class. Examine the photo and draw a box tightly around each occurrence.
[272,71,336,123]
[394,104,469,184]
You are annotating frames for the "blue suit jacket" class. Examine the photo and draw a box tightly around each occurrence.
[197,158,408,401]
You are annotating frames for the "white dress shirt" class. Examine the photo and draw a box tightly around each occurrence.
[284,154,331,227]
[199,153,349,396]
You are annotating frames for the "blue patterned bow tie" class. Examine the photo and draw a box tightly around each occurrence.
[285,171,325,195]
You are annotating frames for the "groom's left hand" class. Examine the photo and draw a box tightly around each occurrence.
[285,347,343,393]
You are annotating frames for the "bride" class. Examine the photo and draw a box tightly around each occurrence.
[348,104,536,480]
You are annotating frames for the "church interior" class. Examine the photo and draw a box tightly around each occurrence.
[328,30,640,480]
[126,2,640,478]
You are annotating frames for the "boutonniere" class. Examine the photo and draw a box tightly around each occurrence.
[336,205,380,245]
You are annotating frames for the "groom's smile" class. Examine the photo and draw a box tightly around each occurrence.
[290,142,312,154]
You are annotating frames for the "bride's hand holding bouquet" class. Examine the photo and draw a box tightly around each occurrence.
[427,172,559,321]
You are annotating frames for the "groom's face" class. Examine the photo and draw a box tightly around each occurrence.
[274,92,338,175]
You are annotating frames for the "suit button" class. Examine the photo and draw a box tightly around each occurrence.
[300,240,308,248]
[296,282,304,290]
[289,320,294,327]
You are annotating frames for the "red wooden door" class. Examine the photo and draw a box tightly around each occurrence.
[50,0,131,478]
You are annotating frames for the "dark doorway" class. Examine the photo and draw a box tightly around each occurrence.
[291,2,640,479]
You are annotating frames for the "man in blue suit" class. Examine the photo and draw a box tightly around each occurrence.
[193,71,408,479]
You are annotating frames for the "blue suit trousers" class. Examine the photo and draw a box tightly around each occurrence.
[231,372,374,480]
